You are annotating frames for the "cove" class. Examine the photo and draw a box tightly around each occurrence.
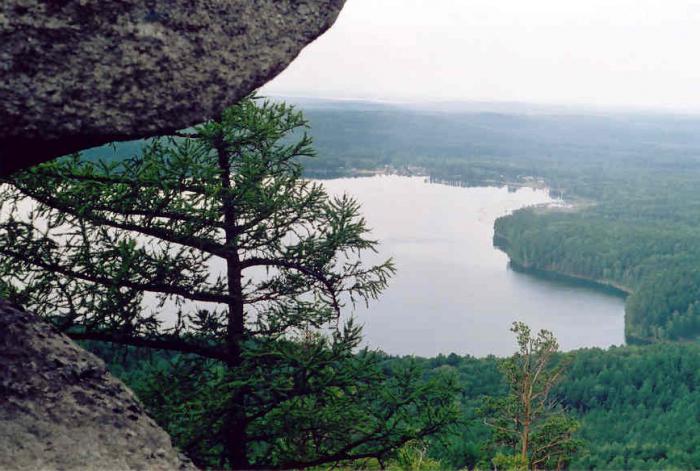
[320,175,625,357]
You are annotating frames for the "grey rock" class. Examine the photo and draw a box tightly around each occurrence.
[0,300,197,470]
[0,0,346,175]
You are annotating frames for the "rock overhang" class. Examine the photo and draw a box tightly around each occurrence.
[0,0,346,175]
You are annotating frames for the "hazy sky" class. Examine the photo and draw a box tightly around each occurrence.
[262,0,700,110]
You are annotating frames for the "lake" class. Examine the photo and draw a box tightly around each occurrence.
[320,175,625,357]
[3,174,624,358]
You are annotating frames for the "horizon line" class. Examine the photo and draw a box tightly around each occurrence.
[262,92,700,117]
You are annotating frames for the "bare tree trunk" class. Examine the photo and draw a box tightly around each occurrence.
[521,374,531,466]
[521,420,529,464]
[223,259,247,470]
[216,135,250,470]
[223,271,248,470]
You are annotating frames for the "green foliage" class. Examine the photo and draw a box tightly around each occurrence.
[388,342,700,470]
[0,99,394,339]
[116,325,461,469]
[491,453,528,471]
[558,343,700,469]
[0,278,11,300]
[494,207,700,343]
[391,441,445,470]
[0,97,459,469]
[126,355,228,465]
[480,323,582,469]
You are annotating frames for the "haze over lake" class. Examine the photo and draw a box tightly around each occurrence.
[321,175,625,357]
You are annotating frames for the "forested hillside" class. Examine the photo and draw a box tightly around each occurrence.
[298,101,700,344]
[411,343,700,469]
[494,208,700,342]
[98,341,700,470]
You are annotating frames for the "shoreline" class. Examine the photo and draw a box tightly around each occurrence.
[493,232,633,298]
[507,260,632,297]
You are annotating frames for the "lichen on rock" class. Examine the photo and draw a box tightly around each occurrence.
[0,300,197,470]
[0,0,346,175]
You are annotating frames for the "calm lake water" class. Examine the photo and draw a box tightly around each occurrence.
[320,175,625,357]
[6,175,624,358]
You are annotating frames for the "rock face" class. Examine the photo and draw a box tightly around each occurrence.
[0,300,197,470]
[0,0,346,175]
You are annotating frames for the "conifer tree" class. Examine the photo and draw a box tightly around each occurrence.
[0,98,459,469]
[482,322,581,470]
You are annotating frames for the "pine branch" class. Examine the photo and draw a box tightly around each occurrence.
[170,131,202,139]
[12,186,227,257]
[0,247,232,305]
[68,331,228,362]
[15,169,208,194]
[274,422,446,470]
[241,257,341,314]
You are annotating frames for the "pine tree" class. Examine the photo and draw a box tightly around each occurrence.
[0,97,459,469]
[482,322,582,469]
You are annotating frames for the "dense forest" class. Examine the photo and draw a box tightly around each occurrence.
[420,342,700,469]
[92,340,700,469]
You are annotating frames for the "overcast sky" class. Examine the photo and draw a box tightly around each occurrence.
[262,0,700,111]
